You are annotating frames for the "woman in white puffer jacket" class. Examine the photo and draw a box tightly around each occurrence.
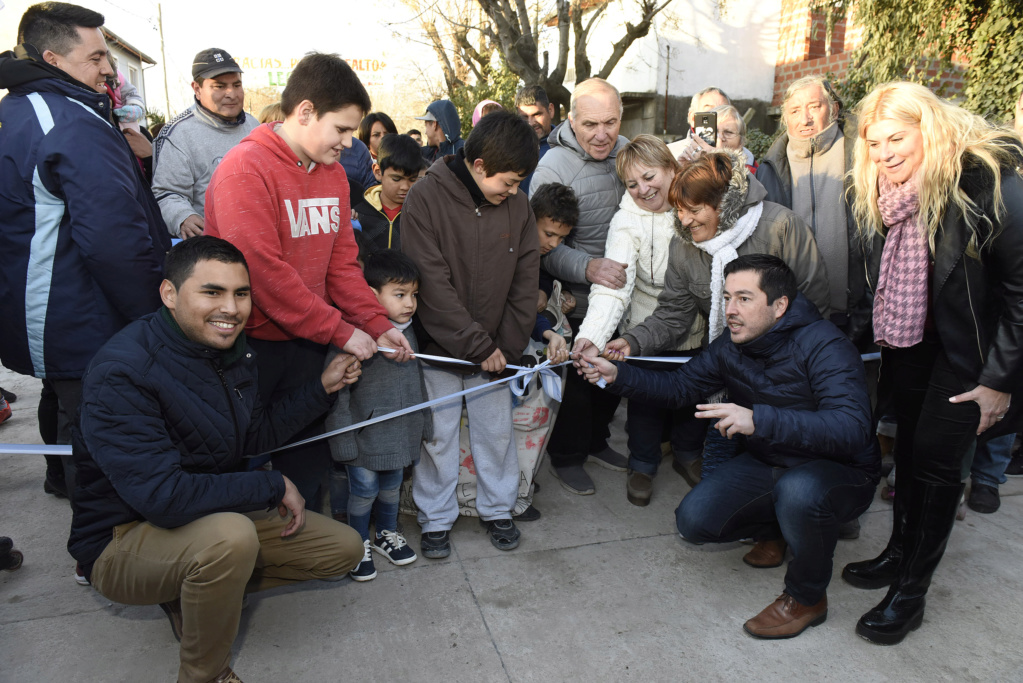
[574,135,706,507]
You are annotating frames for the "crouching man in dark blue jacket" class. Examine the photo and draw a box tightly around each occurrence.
[578,254,880,640]
[68,237,365,683]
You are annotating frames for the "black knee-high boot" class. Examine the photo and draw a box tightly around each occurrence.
[843,435,914,589]
[842,481,910,589]
[855,480,964,645]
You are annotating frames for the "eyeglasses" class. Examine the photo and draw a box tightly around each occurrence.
[719,129,739,141]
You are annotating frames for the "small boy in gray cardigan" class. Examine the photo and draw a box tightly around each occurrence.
[325,250,430,581]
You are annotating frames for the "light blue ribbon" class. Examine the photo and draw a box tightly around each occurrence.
[0,351,881,457]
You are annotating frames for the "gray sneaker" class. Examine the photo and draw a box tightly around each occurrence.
[587,446,628,471]
[552,464,595,495]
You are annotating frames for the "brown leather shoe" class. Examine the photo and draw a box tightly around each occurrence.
[743,592,828,639]
[626,470,653,506]
[209,667,244,683]
[671,457,702,489]
[743,539,787,568]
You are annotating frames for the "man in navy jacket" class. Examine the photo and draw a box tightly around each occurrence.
[0,3,171,500]
[579,254,880,640]
[68,237,364,683]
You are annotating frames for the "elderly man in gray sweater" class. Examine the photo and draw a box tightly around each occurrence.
[755,76,880,348]
[528,77,630,496]
[152,48,257,239]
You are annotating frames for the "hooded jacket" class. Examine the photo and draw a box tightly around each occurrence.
[68,309,334,579]
[0,46,170,380]
[576,190,705,352]
[204,123,393,348]
[528,120,629,318]
[756,115,882,349]
[610,293,880,476]
[421,100,465,164]
[622,167,830,355]
[354,184,402,252]
[400,156,540,364]
[152,100,258,236]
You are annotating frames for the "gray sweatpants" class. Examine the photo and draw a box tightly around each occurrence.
[414,365,519,532]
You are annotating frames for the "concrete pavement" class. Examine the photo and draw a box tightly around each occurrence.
[1,367,1022,682]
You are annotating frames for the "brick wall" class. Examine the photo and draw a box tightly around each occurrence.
[771,0,965,108]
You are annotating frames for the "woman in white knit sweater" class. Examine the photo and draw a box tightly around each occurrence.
[573,135,706,506]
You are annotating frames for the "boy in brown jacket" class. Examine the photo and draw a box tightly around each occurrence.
[401,111,540,557]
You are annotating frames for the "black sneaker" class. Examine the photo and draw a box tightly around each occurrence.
[967,483,1000,514]
[350,539,377,581]
[480,518,520,551]
[587,446,628,471]
[0,387,16,403]
[420,530,451,559]
[552,464,595,495]
[373,529,417,566]
[1006,452,1023,477]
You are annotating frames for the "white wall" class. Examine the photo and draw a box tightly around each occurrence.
[539,0,781,101]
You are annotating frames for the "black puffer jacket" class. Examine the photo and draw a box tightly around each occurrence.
[928,147,1023,439]
[68,309,335,577]
[608,293,880,476]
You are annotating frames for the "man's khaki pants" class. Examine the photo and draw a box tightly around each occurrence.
[90,509,363,683]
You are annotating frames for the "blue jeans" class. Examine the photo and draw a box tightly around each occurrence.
[971,433,1015,489]
[347,466,403,542]
[676,451,876,605]
[627,353,708,476]
[627,399,708,477]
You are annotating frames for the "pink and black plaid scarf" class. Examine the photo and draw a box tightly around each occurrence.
[873,175,929,348]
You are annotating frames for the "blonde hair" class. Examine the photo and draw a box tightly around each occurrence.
[258,101,284,124]
[851,81,1017,254]
[615,134,679,180]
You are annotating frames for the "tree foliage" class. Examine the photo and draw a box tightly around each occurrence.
[402,0,522,137]
[820,0,1023,121]
[399,0,677,118]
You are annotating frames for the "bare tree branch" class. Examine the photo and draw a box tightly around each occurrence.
[424,19,461,90]
[596,0,672,80]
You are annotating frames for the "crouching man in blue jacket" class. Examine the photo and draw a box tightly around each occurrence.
[578,254,880,640]
[68,237,365,683]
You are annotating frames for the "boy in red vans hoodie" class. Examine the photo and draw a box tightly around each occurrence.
[206,53,412,510]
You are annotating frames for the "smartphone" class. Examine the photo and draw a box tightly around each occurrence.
[694,111,718,147]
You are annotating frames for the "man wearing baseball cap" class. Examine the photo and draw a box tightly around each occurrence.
[152,48,258,239]
[416,99,464,164]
